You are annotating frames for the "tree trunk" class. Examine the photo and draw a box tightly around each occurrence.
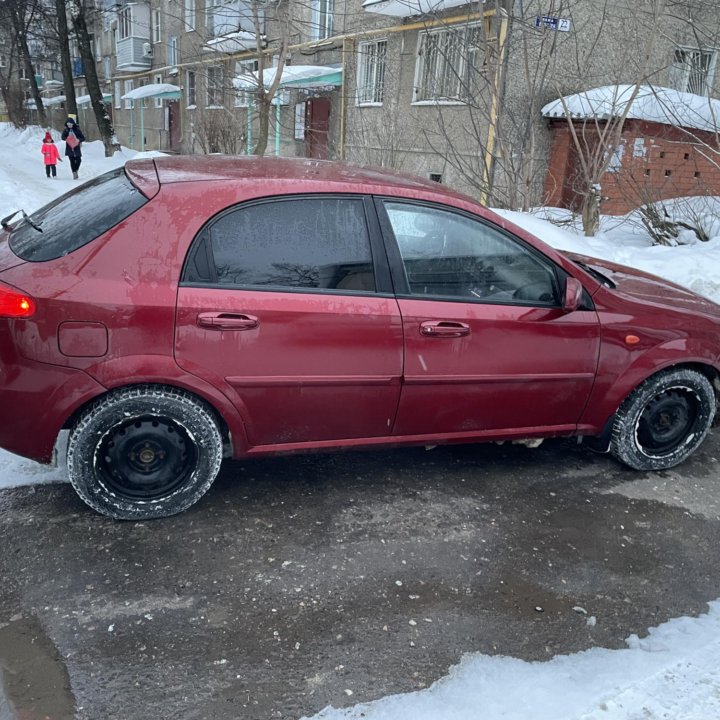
[56,0,77,118]
[581,187,601,237]
[253,93,271,156]
[9,5,46,126]
[71,2,120,156]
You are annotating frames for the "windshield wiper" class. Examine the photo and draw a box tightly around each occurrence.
[0,209,43,233]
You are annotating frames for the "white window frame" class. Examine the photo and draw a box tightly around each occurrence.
[207,65,224,107]
[118,6,132,40]
[310,0,334,41]
[114,80,121,109]
[357,39,387,106]
[184,0,196,30]
[124,79,134,109]
[168,35,178,67]
[670,46,717,96]
[413,22,484,104]
[234,58,258,107]
[186,69,196,107]
[154,73,164,107]
[152,8,161,44]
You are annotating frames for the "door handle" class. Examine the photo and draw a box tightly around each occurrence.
[197,312,259,330]
[420,321,471,337]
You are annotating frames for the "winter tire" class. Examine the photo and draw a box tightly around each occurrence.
[610,368,716,471]
[67,385,223,520]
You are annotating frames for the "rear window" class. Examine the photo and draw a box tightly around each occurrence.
[9,167,148,262]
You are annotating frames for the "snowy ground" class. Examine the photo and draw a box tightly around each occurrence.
[1,122,720,719]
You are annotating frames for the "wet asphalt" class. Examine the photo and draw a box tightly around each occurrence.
[1,436,719,720]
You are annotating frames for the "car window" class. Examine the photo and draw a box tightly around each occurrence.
[9,167,148,262]
[383,202,560,305]
[201,197,376,292]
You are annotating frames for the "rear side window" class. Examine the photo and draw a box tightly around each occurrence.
[186,196,376,292]
[9,167,148,262]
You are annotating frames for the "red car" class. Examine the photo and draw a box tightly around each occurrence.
[0,156,718,519]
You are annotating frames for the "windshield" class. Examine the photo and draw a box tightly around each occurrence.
[8,167,148,262]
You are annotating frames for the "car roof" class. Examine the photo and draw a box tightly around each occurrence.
[125,154,476,205]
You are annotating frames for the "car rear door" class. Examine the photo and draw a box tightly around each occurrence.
[376,199,601,438]
[174,195,403,450]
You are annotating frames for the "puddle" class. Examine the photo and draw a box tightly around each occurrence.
[0,615,75,720]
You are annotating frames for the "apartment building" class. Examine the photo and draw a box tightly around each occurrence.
[91,0,720,208]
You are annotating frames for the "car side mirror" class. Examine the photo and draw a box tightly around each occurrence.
[563,277,583,312]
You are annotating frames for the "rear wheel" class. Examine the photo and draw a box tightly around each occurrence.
[67,386,223,520]
[610,368,716,470]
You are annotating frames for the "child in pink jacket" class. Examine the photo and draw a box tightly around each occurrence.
[41,132,62,178]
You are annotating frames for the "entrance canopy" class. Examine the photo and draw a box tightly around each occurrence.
[76,93,112,106]
[121,83,181,101]
[26,95,66,109]
[362,0,469,16]
[204,30,258,53]
[233,64,343,91]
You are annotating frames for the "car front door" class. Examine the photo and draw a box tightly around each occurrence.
[377,200,601,438]
[174,195,403,450]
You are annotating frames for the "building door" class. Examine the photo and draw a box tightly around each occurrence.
[305,97,331,159]
[168,100,181,153]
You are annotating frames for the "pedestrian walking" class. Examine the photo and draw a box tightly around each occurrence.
[61,117,86,180]
[41,131,62,178]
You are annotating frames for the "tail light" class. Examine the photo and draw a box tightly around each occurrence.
[0,280,35,318]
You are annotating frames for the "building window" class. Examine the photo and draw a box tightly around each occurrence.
[235,59,258,106]
[103,56,111,80]
[152,9,161,43]
[357,39,386,105]
[154,73,163,107]
[186,70,196,107]
[310,0,334,41]
[207,65,224,107]
[429,173,443,183]
[168,35,178,66]
[184,0,196,30]
[670,47,717,96]
[124,79,134,109]
[413,23,484,103]
[118,6,131,40]
[0,54,6,68]
[114,80,121,109]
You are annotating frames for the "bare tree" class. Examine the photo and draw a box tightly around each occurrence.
[55,0,77,119]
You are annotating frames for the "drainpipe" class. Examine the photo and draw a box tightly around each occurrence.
[275,98,281,156]
[339,37,353,161]
[480,9,509,206]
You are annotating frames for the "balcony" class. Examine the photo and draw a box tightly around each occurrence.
[116,36,153,71]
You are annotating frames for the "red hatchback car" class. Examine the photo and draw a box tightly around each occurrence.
[0,156,718,519]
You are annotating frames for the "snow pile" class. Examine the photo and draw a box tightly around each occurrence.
[541,84,720,133]
[304,601,720,720]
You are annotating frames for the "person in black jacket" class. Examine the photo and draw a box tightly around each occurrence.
[61,117,86,179]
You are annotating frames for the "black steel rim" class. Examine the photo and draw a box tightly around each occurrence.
[636,388,699,456]
[96,416,198,501]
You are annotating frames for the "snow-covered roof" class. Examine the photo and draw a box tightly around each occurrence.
[233,64,342,90]
[121,83,181,101]
[203,30,257,53]
[362,0,468,16]
[542,85,720,133]
[25,95,66,109]
[76,93,112,106]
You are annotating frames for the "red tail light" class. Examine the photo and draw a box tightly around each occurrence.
[0,281,35,318]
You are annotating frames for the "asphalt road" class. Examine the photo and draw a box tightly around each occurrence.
[1,435,720,720]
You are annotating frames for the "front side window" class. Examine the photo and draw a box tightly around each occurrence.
[357,39,386,105]
[185,197,376,293]
[383,202,559,305]
[310,0,334,41]
[9,168,148,262]
[184,0,196,30]
[124,79,134,109]
[413,23,483,103]
[670,47,716,95]
[168,35,178,67]
[118,6,131,39]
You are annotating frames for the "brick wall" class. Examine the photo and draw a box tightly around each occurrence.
[544,119,720,215]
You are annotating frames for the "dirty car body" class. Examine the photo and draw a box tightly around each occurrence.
[0,156,719,519]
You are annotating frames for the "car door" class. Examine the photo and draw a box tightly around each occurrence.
[376,199,602,437]
[174,195,403,449]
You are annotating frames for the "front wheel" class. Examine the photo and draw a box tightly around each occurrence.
[67,386,223,520]
[610,368,716,471]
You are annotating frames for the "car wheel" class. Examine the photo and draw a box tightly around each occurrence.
[67,385,223,520]
[610,368,716,471]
